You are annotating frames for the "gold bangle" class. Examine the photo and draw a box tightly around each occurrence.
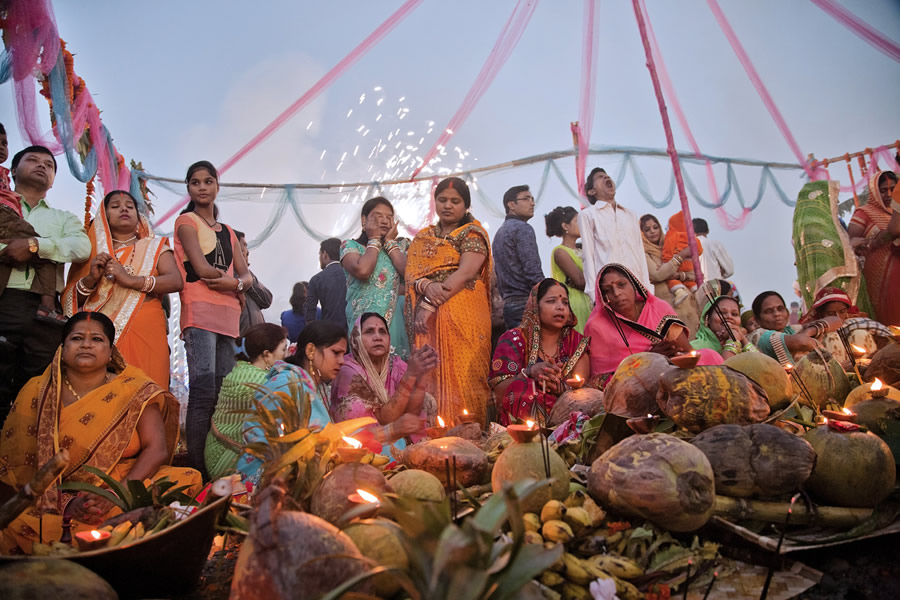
[419,301,436,313]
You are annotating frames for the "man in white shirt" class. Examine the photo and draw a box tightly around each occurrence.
[578,167,650,301]
[693,218,734,281]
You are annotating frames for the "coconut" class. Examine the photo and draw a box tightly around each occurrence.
[231,510,369,600]
[548,387,606,427]
[849,398,900,435]
[481,430,513,454]
[399,437,489,487]
[604,352,676,418]
[691,424,816,498]
[445,421,485,443]
[724,352,793,410]
[587,433,715,532]
[864,344,900,386]
[0,560,118,600]
[310,463,393,525]
[388,469,447,501]
[794,349,851,408]
[844,381,900,409]
[804,426,896,507]
[343,520,408,597]
[656,366,770,433]
[491,441,570,512]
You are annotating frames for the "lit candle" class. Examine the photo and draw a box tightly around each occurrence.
[870,378,888,399]
[670,350,700,369]
[336,436,367,462]
[507,419,539,443]
[565,373,585,389]
[346,488,381,519]
[458,409,477,424]
[626,413,660,434]
[437,416,446,428]
[850,344,866,359]
[74,529,111,551]
[426,416,448,439]
[822,407,857,423]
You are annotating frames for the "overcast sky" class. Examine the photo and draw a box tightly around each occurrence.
[2,0,899,320]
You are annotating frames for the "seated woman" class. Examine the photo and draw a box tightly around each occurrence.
[489,278,590,425]
[584,264,721,387]
[801,287,893,367]
[747,291,837,366]
[204,323,288,482]
[0,312,201,555]
[692,295,758,358]
[330,312,437,455]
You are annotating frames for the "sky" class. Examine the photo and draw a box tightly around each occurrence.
[2,0,899,322]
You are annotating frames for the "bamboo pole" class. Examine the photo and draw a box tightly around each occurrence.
[808,140,900,169]
[713,495,873,529]
[0,450,70,529]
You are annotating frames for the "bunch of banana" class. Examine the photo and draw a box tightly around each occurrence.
[586,554,643,579]
[358,453,390,466]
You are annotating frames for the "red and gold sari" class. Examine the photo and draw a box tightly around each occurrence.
[0,350,200,554]
[850,170,900,325]
[405,220,492,426]
[62,207,171,389]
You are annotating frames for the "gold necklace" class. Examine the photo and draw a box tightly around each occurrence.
[111,235,137,245]
[64,372,111,401]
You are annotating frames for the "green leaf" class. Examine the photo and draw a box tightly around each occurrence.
[486,542,563,600]
[270,434,317,471]
[57,481,128,512]
[445,566,489,600]
[82,466,133,509]
[471,479,547,533]
[318,565,421,600]
[126,479,153,508]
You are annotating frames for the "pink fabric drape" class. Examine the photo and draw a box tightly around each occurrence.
[154,0,425,226]
[810,0,900,63]
[409,0,540,180]
[574,0,600,203]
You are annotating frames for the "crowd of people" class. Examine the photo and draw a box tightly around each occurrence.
[0,131,898,554]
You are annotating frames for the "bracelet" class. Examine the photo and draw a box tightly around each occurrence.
[672,255,684,266]
[418,300,436,313]
[140,275,156,293]
[76,278,97,295]
[743,343,758,353]
[723,341,741,354]
[415,278,431,295]
[384,240,401,254]
[367,238,383,250]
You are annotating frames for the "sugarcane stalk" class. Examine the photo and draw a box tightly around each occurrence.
[713,495,872,528]
[0,450,70,529]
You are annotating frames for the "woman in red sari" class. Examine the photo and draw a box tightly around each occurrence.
[489,278,590,425]
[849,170,900,325]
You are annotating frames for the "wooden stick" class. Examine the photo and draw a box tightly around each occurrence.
[713,495,872,529]
[0,450,70,529]
[808,140,899,169]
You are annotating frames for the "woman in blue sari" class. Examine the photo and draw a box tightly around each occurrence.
[341,197,410,358]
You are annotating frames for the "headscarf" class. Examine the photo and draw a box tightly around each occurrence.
[348,313,393,409]
[518,278,580,362]
[584,263,685,374]
[800,286,854,324]
[864,169,893,217]
[692,295,735,352]
[641,221,664,264]
[694,278,740,310]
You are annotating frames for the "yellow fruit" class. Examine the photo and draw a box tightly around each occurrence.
[543,520,574,543]
[541,570,566,587]
[562,553,592,585]
[564,490,586,508]
[613,576,643,600]
[582,497,606,527]
[524,531,545,545]
[562,507,592,535]
[546,543,566,571]
[523,512,542,532]
[541,499,567,523]
[108,520,133,546]
[98,525,114,533]
[370,454,390,467]
[587,554,643,579]
[560,582,591,600]
[132,522,145,540]
[359,452,374,464]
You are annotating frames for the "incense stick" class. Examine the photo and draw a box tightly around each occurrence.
[606,306,631,350]
[702,571,718,600]
[759,494,799,600]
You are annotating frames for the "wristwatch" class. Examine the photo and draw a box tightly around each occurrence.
[27,238,39,254]
[236,279,244,292]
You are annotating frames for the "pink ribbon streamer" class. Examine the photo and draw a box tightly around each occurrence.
[574,0,600,203]
[154,0,424,226]
[810,0,900,63]
[409,0,540,180]
[638,0,750,231]
[706,0,824,182]
[631,0,703,285]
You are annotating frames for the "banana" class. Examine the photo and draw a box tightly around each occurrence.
[581,560,614,582]
[541,499,567,523]
[568,481,587,495]
[542,520,574,543]
[359,452,374,464]
[605,531,623,546]
[540,570,566,588]
[108,520,133,546]
[613,576,643,600]
[562,507,592,536]
[132,522,146,540]
[587,554,643,579]
[98,524,114,533]
[523,512,542,532]
[564,490,586,508]
[524,531,544,545]
[560,582,592,600]
[370,454,390,467]
[582,497,606,527]
[562,553,593,586]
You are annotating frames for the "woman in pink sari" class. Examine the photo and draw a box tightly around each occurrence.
[330,312,437,454]
[584,263,721,386]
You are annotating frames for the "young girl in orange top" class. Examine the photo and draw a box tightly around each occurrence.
[661,210,702,306]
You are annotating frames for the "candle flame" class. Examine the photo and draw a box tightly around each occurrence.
[690,350,698,357]
[437,416,446,427]
[823,417,829,425]
[463,409,469,415]
[842,407,853,416]
[872,378,884,391]
[90,530,102,540]
[647,414,653,419]
[851,344,866,355]
[278,423,285,438]
[526,420,535,428]
[342,436,362,449]
[575,374,583,382]
[356,489,379,503]
[783,364,793,372]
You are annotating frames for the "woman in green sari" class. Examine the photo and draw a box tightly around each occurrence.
[204,323,288,481]
[341,197,410,358]
[692,295,758,358]
[544,206,591,333]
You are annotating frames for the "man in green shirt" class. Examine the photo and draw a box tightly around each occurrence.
[0,146,91,417]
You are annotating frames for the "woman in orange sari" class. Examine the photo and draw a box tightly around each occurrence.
[0,312,201,555]
[62,191,183,389]
[405,177,492,426]
[849,170,900,325]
